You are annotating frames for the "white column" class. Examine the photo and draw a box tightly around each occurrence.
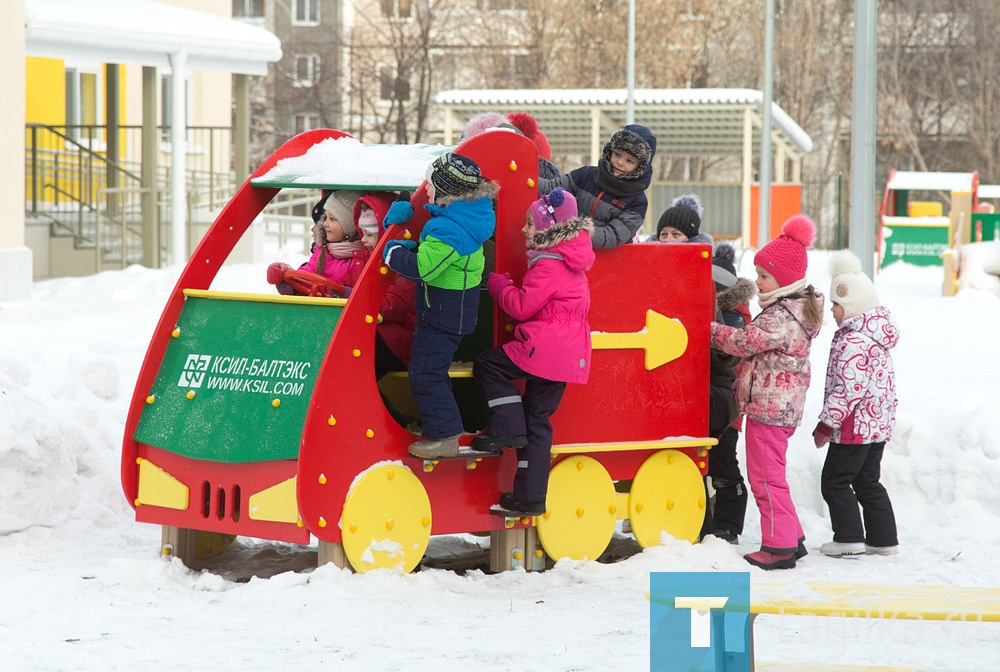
[1,0,31,299]
[170,51,188,266]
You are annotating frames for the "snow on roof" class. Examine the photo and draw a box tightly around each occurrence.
[886,171,978,193]
[979,185,1000,199]
[435,87,813,155]
[25,0,281,75]
[252,137,453,190]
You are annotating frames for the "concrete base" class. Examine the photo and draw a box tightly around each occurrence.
[0,247,32,300]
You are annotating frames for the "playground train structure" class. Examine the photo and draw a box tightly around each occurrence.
[120,128,718,574]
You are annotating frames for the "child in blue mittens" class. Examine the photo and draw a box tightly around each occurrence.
[382,153,498,459]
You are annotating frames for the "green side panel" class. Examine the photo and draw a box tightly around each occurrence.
[971,213,1000,243]
[881,223,949,268]
[134,297,342,463]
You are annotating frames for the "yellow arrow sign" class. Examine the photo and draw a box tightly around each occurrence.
[591,309,688,370]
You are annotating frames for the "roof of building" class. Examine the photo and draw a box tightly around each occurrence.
[25,0,281,75]
[886,171,978,193]
[435,88,813,157]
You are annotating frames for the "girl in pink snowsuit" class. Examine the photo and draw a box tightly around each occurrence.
[710,215,824,570]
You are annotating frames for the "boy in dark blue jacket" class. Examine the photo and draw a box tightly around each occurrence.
[538,124,656,248]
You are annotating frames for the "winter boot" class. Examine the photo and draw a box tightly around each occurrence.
[744,550,796,570]
[820,541,866,557]
[708,529,739,544]
[471,434,527,452]
[864,544,899,556]
[498,492,546,515]
[795,537,808,560]
[408,435,461,459]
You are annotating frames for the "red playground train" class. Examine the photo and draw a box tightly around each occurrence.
[120,128,717,573]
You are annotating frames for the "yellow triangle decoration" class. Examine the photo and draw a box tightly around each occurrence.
[137,458,189,510]
[248,477,300,524]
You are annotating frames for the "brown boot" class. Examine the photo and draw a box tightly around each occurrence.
[408,435,461,459]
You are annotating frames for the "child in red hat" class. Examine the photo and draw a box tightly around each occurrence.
[710,215,825,570]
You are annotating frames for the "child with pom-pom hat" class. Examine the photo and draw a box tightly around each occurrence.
[471,187,595,515]
[656,193,714,245]
[710,214,825,570]
[814,250,900,558]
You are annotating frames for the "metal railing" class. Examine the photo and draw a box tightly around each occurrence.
[25,123,235,273]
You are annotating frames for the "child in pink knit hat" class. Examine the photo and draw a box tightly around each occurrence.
[709,215,825,570]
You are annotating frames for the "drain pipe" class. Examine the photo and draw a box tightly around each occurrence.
[169,50,188,266]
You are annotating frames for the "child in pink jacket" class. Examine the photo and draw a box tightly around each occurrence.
[266,190,366,293]
[710,215,824,570]
[472,188,594,515]
[813,251,899,558]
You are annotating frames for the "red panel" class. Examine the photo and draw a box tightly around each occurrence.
[134,446,310,544]
[553,243,715,445]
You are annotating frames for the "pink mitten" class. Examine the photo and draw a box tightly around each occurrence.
[267,262,291,285]
[487,271,512,298]
[812,422,833,448]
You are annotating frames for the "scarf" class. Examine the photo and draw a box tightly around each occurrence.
[326,240,365,259]
[594,160,650,196]
[758,278,808,309]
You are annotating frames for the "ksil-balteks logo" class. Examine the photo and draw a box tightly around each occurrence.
[650,572,751,671]
[178,354,211,389]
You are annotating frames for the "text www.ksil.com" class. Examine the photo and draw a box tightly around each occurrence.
[205,377,305,396]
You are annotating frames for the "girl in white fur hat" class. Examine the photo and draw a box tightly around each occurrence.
[813,250,900,558]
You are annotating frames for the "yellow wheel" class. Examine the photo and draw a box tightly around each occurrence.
[629,449,705,547]
[340,465,432,573]
[536,456,617,561]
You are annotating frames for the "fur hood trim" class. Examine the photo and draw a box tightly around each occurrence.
[717,277,757,312]
[434,179,500,206]
[533,216,594,250]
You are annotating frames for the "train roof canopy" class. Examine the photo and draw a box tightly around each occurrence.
[434,88,813,162]
[25,0,281,75]
[252,137,455,190]
[885,171,978,193]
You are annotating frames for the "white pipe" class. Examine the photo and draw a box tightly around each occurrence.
[170,50,187,266]
[626,0,635,125]
[850,0,878,275]
[758,0,775,249]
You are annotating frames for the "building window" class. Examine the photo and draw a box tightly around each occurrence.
[380,0,411,19]
[294,0,319,25]
[64,68,100,143]
[294,113,321,134]
[380,67,410,101]
[293,54,320,87]
[232,0,264,18]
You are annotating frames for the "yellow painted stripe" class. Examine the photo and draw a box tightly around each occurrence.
[384,362,473,379]
[751,581,1000,622]
[551,438,717,456]
[183,289,347,307]
[757,664,918,672]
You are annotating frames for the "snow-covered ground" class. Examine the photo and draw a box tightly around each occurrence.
[1,250,999,671]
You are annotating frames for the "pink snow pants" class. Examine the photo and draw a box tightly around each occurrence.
[745,418,804,553]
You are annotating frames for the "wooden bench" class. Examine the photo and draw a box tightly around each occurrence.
[747,581,1000,671]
